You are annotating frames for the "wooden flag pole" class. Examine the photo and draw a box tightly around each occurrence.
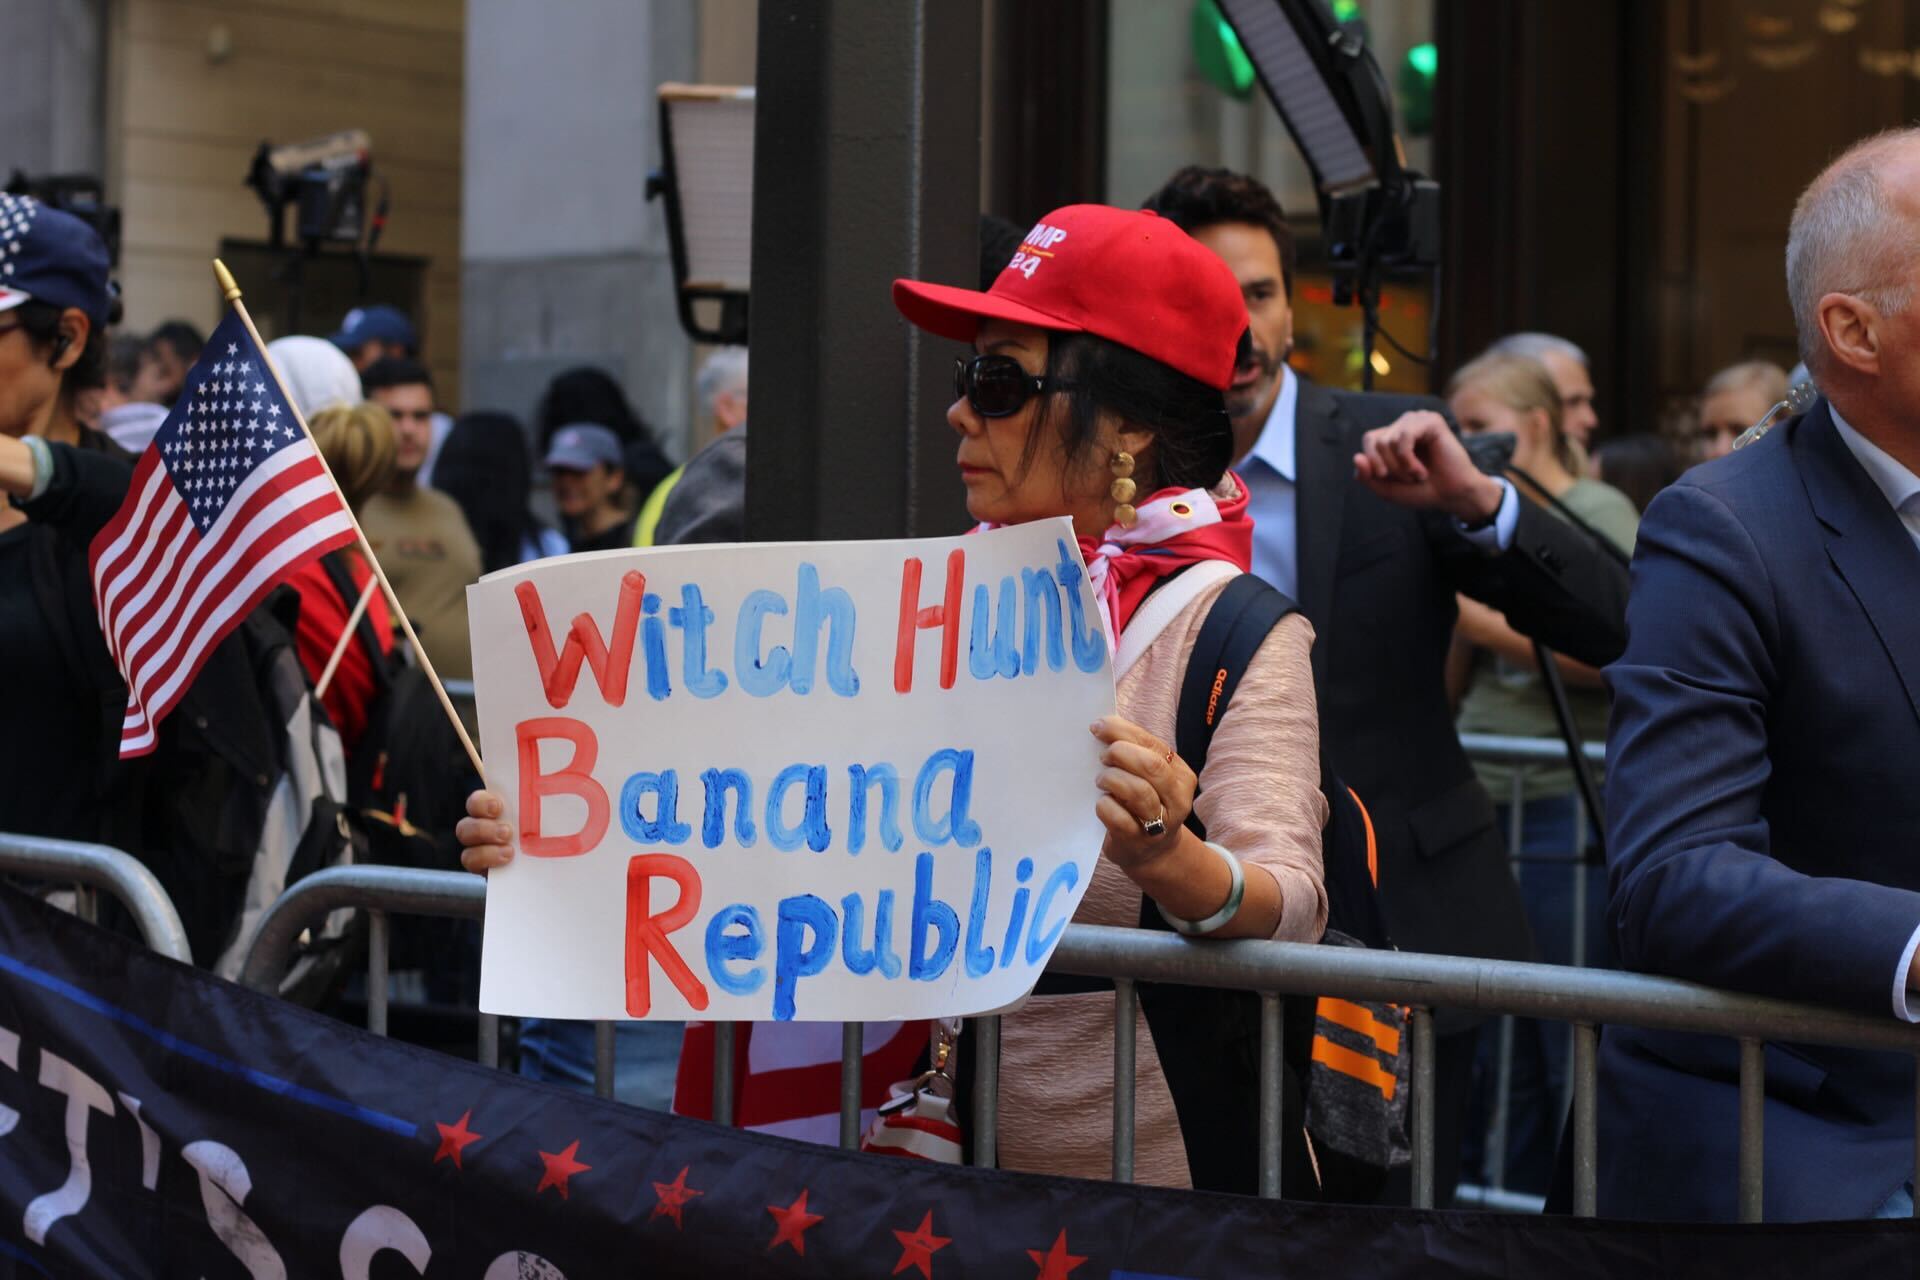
[212,259,485,779]
[313,572,380,703]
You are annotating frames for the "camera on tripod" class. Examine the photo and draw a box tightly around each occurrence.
[245,130,374,249]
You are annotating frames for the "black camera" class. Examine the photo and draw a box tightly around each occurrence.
[4,171,122,267]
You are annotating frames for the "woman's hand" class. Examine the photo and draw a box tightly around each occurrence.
[455,789,514,874]
[1091,715,1196,871]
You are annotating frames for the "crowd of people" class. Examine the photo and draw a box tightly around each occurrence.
[3,120,1915,1228]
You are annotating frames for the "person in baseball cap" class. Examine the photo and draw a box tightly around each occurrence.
[890,204,1330,1191]
[0,192,123,447]
[544,422,635,553]
[329,303,418,373]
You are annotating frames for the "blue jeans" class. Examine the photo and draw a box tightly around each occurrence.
[517,1018,683,1112]
[1463,793,1612,1194]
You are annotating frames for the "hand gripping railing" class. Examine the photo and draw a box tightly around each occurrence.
[0,832,192,963]
[240,865,1920,1221]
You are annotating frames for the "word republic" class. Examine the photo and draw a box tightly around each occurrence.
[508,544,1104,1021]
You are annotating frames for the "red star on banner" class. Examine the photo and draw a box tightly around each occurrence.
[891,1209,952,1278]
[1027,1230,1087,1280]
[766,1188,824,1255]
[432,1110,483,1170]
[535,1140,590,1199]
[649,1165,703,1229]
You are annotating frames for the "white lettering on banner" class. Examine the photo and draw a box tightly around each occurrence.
[182,1141,288,1279]
[0,1024,19,1139]
[117,1092,161,1190]
[23,1051,112,1246]
[340,1205,432,1278]
[482,1254,568,1280]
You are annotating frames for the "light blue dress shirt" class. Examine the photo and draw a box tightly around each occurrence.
[1236,368,1518,600]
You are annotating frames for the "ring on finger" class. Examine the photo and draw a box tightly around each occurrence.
[1142,811,1168,839]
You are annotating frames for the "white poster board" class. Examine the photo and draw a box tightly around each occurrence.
[466,519,1115,1021]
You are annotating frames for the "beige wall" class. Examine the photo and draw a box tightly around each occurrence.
[105,0,463,400]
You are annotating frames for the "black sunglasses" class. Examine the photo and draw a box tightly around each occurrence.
[953,354,1075,419]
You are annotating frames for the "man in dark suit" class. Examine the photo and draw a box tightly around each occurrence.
[1145,167,1632,1202]
[1600,129,1920,1222]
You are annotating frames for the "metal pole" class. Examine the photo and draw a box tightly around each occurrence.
[367,909,389,1037]
[1572,1022,1598,1217]
[73,885,98,925]
[593,1021,615,1099]
[971,1015,999,1168]
[1412,1006,1436,1209]
[840,1022,864,1150]
[1112,979,1136,1183]
[712,1023,736,1127]
[478,1013,499,1071]
[1738,1037,1765,1222]
[1488,1014,1514,1192]
[1258,992,1284,1199]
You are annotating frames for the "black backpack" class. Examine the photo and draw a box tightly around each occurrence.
[1029,572,1405,1198]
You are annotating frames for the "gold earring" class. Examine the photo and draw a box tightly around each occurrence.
[1111,450,1137,527]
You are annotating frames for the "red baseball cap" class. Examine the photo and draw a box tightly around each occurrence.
[892,204,1247,391]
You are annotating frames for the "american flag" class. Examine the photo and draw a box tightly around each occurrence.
[88,310,357,758]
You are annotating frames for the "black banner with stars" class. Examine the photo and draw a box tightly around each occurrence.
[0,885,1915,1278]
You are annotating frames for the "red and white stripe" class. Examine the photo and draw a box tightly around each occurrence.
[87,439,355,757]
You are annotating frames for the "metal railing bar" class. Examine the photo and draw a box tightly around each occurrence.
[1411,1007,1435,1209]
[0,834,192,963]
[366,910,389,1036]
[478,1012,500,1070]
[593,1021,615,1099]
[1738,1037,1765,1223]
[1047,927,1920,1055]
[712,1022,736,1127]
[1572,1021,1598,1217]
[1462,733,1606,767]
[1112,978,1136,1183]
[1258,992,1283,1199]
[239,865,483,990]
[840,1022,863,1150]
[971,1014,999,1168]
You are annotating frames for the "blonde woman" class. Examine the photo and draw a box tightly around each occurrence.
[1445,350,1637,1193]
[286,402,398,753]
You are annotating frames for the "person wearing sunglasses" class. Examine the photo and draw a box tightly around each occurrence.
[460,206,1329,1186]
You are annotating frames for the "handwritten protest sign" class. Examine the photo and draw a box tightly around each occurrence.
[467,519,1115,1022]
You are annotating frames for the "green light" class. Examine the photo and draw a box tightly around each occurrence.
[1408,41,1437,78]
[1191,0,1256,100]
[1331,0,1362,22]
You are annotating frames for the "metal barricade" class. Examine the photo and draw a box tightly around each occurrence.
[241,864,1920,1222]
[0,832,192,963]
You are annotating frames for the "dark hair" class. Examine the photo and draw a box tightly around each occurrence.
[15,298,123,395]
[978,214,1027,290]
[536,366,646,446]
[536,366,675,499]
[1592,433,1682,515]
[361,355,434,397]
[435,412,555,574]
[1142,165,1296,298]
[145,320,204,364]
[1027,331,1240,497]
[107,333,144,393]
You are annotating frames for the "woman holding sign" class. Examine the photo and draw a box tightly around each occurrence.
[460,204,1328,1189]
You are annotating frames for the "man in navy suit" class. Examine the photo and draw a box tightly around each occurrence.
[1601,128,1920,1221]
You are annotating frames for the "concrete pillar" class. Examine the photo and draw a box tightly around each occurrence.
[0,0,105,179]
[461,0,699,456]
[746,0,982,541]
